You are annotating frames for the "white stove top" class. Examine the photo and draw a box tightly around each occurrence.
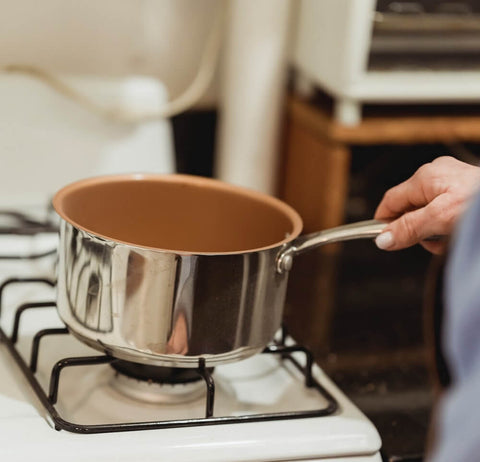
[0,230,381,462]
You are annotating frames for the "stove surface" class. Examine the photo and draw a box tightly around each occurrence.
[0,231,381,462]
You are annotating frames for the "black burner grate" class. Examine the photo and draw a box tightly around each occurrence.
[0,210,58,259]
[0,277,338,434]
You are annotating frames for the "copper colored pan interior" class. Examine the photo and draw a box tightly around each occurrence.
[53,175,303,254]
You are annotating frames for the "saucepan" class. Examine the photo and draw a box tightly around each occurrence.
[52,174,386,367]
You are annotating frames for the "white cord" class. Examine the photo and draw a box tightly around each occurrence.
[1,4,225,123]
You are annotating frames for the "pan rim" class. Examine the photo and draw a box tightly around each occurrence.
[52,173,304,256]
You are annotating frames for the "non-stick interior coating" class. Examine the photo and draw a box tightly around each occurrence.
[54,176,302,253]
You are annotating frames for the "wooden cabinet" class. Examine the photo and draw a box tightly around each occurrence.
[280,95,480,357]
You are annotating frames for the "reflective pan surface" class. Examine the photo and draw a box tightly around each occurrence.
[53,174,303,367]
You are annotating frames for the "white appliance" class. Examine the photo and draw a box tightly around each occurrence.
[0,56,381,462]
[292,0,480,125]
[0,74,175,207]
[0,231,381,461]
[216,0,292,195]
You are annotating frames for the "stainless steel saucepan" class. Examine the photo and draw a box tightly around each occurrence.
[53,174,386,367]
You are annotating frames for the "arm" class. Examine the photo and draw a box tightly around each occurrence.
[428,191,480,461]
[374,156,480,254]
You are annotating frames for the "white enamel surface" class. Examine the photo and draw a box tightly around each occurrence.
[0,234,381,461]
[0,74,175,208]
[215,0,292,195]
[292,0,480,101]
[292,0,480,127]
[318,71,480,102]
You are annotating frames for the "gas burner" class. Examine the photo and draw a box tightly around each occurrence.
[0,278,339,432]
[110,361,212,404]
[0,266,382,460]
[0,209,57,236]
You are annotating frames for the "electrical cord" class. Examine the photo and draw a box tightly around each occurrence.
[0,4,225,123]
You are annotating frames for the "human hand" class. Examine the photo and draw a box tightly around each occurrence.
[374,156,480,254]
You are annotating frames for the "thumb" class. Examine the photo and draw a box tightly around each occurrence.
[375,207,429,251]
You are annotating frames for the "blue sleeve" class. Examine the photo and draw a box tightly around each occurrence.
[429,192,480,461]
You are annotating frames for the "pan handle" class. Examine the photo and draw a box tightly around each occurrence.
[276,219,387,273]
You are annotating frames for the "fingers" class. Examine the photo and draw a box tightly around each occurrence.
[374,157,480,254]
[374,166,431,220]
[375,209,428,251]
[375,194,456,252]
[420,240,448,255]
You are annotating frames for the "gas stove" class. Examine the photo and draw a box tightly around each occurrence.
[0,211,381,462]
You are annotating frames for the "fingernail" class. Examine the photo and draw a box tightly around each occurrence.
[375,231,394,250]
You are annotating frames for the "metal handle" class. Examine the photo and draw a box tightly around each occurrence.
[276,219,387,274]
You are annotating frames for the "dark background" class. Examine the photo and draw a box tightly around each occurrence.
[172,109,480,462]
